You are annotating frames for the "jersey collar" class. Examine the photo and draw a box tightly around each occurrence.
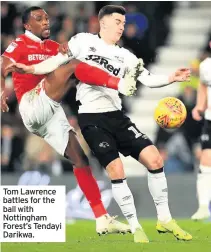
[25,30,42,42]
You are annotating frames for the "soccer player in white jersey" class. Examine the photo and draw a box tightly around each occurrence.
[10,5,192,242]
[192,42,211,220]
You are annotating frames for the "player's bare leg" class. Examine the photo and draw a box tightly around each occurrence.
[191,149,211,220]
[43,66,131,235]
[139,145,192,241]
[44,59,80,102]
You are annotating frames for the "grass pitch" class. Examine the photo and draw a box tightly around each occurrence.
[2,219,211,252]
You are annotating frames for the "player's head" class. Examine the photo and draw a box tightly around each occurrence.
[98,5,126,43]
[22,6,50,40]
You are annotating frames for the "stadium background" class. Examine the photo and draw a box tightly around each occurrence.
[1,1,211,219]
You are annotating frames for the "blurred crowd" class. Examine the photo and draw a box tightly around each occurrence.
[1,1,211,176]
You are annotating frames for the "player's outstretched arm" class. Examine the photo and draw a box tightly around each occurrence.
[137,67,191,88]
[6,53,70,75]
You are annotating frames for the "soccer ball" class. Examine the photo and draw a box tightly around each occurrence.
[154,97,187,129]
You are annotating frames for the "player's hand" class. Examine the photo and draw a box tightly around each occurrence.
[58,42,69,55]
[6,63,34,74]
[192,106,204,121]
[169,68,191,83]
[1,92,9,112]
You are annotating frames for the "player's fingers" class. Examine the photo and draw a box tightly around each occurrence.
[5,63,15,70]
[180,76,188,81]
[1,104,7,113]
[185,75,190,81]
[183,76,190,82]
[5,66,16,74]
[15,63,25,68]
[179,68,190,72]
[195,115,202,121]
[192,111,201,121]
[59,42,69,54]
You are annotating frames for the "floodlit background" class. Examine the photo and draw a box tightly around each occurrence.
[1,1,211,219]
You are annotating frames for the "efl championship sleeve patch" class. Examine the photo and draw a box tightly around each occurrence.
[5,42,18,53]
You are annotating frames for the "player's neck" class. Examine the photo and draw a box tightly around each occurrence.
[99,31,116,45]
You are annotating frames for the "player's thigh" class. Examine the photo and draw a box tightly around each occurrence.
[80,125,119,168]
[44,59,80,98]
[19,82,56,131]
[41,106,72,156]
[45,59,80,85]
[116,115,153,160]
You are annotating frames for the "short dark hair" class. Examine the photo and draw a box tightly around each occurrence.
[98,5,126,20]
[22,6,43,24]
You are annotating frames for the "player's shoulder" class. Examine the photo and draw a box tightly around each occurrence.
[3,34,27,54]
[71,32,95,41]
[12,34,27,46]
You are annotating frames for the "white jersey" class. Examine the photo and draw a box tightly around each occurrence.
[68,33,139,113]
[200,57,211,120]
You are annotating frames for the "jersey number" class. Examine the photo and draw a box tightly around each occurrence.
[128,126,142,139]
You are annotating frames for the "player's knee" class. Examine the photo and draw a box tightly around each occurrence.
[147,154,164,171]
[106,158,125,180]
[139,145,164,170]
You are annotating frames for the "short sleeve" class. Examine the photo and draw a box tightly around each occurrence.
[2,40,25,63]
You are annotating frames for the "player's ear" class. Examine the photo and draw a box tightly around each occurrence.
[24,23,31,31]
[99,19,103,28]
[100,18,106,29]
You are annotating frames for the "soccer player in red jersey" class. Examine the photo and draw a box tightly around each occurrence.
[1,6,134,234]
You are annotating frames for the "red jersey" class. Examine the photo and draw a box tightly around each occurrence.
[2,31,59,103]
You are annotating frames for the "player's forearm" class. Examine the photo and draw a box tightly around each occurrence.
[33,53,70,75]
[137,69,170,88]
[196,82,207,110]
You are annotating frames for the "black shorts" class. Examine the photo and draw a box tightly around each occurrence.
[78,110,153,168]
[200,119,211,150]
